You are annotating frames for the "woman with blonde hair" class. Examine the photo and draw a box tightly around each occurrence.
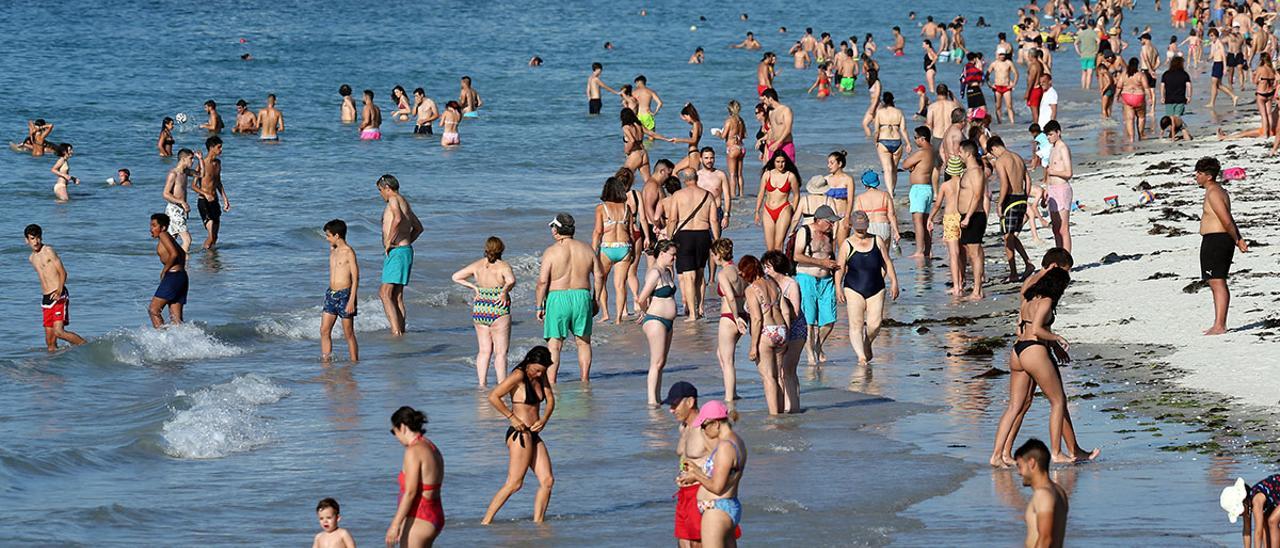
[719,100,747,199]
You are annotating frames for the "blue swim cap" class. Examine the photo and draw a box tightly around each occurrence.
[861,170,881,188]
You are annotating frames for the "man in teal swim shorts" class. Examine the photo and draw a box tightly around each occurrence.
[377,174,423,336]
[901,126,938,258]
[536,213,603,384]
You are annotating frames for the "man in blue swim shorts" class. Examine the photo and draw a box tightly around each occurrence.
[148,213,188,328]
[377,174,423,336]
[322,219,360,362]
[901,126,938,258]
[792,206,841,364]
[536,213,603,384]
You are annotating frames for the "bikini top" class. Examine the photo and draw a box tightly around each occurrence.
[1017,302,1056,336]
[511,365,545,405]
[765,172,792,194]
[703,439,742,477]
[603,202,626,227]
[654,269,677,299]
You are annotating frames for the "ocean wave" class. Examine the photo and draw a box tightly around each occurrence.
[106,324,245,365]
[253,296,390,340]
[161,374,289,459]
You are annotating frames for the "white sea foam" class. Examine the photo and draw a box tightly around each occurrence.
[109,324,245,365]
[253,296,390,340]
[162,374,289,459]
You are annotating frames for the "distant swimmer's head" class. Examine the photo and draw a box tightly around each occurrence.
[634,74,647,85]
[204,100,217,110]
[592,62,603,73]
[150,213,170,237]
[235,99,248,112]
[117,168,130,182]
[390,406,428,442]
[881,92,895,107]
[316,498,341,533]
[339,84,352,97]
[680,102,700,123]
[484,236,505,263]
[363,89,374,101]
[549,213,575,237]
[461,76,472,86]
[413,87,425,98]
[1042,247,1073,271]
[516,346,553,379]
[392,85,406,99]
[376,174,400,193]
[760,87,779,103]
[205,135,222,153]
[727,99,741,117]
[445,100,461,113]
[620,107,639,127]
[56,143,73,158]
[323,219,347,243]
[753,102,769,120]
[1022,267,1070,306]
[604,41,613,50]
[738,254,762,283]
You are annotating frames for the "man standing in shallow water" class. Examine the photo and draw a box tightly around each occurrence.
[25,224,86,351]
[1015,438,1069,547]
[377,174,423,337]
[194,136,231,250]
[1195,157,1248,335]
[149,213,188,327]
[257,93,283,141]
[536,213,602,383]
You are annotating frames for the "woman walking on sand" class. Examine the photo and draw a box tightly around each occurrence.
[1119,57,1150,142]
[637,239,679,406]
[481,347,556,524]
[386,406,445,547]
[451,237,516,387]
[837,212,899,365]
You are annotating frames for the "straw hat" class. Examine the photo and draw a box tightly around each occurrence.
[806,175,831,195]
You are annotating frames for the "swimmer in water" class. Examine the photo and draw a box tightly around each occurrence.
[162,149,194,252]
[312,498,355,548]
[391,85,413,121]
[412,88,440,135]
[194,136,231,250]
[148,213,188,327]
[586,62,620,115]
[439,101,461,147]
[114,168,132,187]
[157,117,175,157]
[731,31,762,50]
[257,94,283,141]
[25,224,87,351]
[19,119,56,156]
[321,219,359,363]
[689,47,705,64]
[232,99,258,133]
[529,55,543,66]
[199,100,224,133]
[339,84,357,123]
[386,406,445,546]
[481,347,556,524]
[50,143,78,202]
[458,76,483,114]
[359,89,382,140]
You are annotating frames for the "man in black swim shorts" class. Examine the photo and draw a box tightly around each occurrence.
[1194,157,1248,335]
[669,170,720,318]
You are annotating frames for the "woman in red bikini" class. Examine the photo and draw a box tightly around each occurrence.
[387,406,445,547]
[481,347,556,524]
[753,150,800,252]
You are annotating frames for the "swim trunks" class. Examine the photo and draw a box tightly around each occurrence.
[778,141,796,163]
[960,212,987,245]
[165,202,188,235]
[414,123,434,135]
[1165,103,1186,116]
[472,287,510,326]
[1001,194,1028,234]
[323,287,357,319]
[543,288,593,340]
[1080,57,1096,70]
[637,112,656,131]
[360,128,382,140]
[757,84,770,96]
[41,287,69,327]
[197,196,221,224]
[942,213,962,242]
[1027,85,1045,108]
[796,273,837,326]
[1174,10,1188,23]
[839,76,855,92]
[382,245,414,285]
[909,184,935,214]
[993,85,1013,94]
[1200,233,1236,280]
[1211,61,1225,79]
[673,229,712,273]
[1045,183,1073,212]
[589,98,602,115]
[154,270,189,305]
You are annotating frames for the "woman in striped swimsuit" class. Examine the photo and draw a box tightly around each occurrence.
[451,237,516,387]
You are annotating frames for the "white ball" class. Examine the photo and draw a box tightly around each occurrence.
[175,112,188,124]
[690,25,697,31]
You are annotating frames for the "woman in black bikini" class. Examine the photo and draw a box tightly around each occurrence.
[157,117,175,157]
[1003,267,1100,465]
[481,347,556,524]
[1252,53,1277,137]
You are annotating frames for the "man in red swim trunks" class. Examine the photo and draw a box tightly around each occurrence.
[665,382,741,545]
[25,224,86,351]
[757,52,776,96]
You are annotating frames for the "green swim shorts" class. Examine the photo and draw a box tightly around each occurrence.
[543,288,593,340]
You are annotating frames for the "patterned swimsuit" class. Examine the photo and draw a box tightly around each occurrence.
[472,287,510,326]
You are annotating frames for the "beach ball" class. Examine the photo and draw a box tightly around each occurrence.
[690,25,697,31]
[175,112,188,124]
[1139,190,1155,205]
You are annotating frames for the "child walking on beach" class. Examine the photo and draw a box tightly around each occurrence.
[322,219,360,361]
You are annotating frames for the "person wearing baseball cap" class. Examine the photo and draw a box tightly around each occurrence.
[793,204,841,365]
[537,212,603,383]
[663,381,706,543]
[678,399,745,544]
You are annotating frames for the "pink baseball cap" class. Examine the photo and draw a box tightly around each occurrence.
[694,400,730,428]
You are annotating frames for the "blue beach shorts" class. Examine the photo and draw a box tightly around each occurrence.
[909,184,935,214]
[382,246,414,285]
[796,273,836,327]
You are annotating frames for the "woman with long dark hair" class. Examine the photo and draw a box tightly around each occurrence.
[753,150,800,252]
[621,107,653,181]
[481,347,557,524]
[593,176,637,323]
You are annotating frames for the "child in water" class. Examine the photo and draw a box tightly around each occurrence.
[313,498,356,548]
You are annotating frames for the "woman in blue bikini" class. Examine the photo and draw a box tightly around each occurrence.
[637,239,679,406]
[871,92,911,197]
[593,175,637,324]
[678,399,746,548]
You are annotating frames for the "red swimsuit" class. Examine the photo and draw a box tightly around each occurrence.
[398,438,444,531]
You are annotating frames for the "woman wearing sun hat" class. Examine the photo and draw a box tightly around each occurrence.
[677,400,746,547]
